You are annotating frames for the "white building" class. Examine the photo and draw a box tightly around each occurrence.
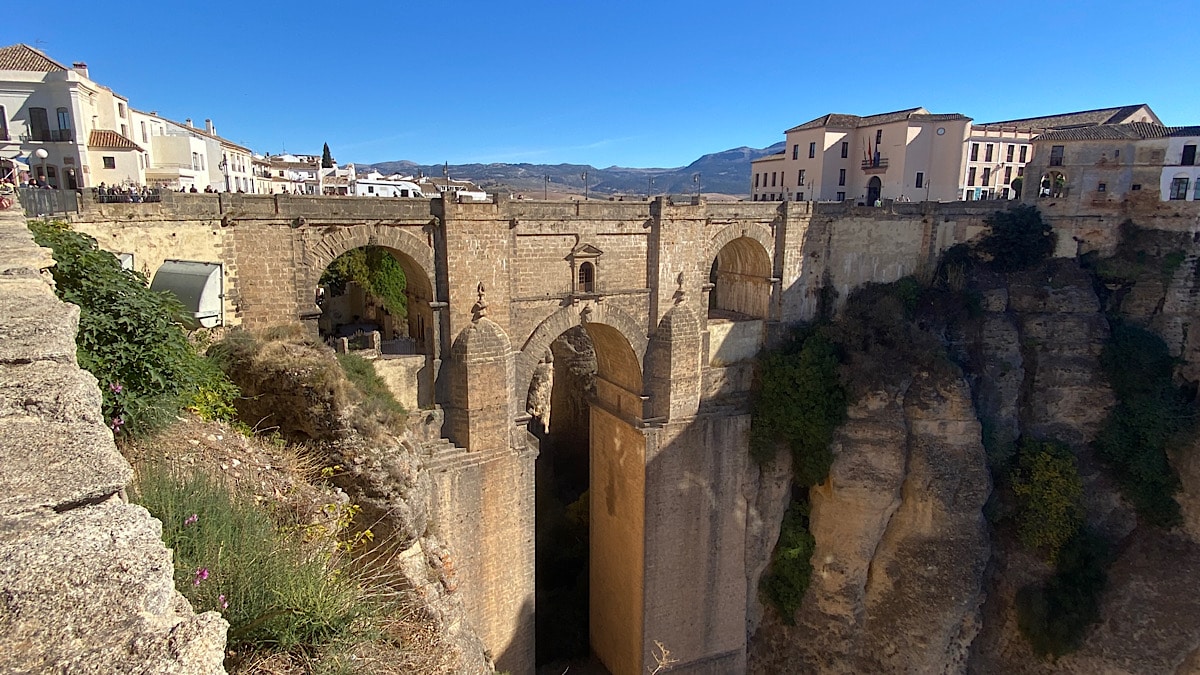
[352,171,427,198]
[265,153,321,194]
[0,43,148,188]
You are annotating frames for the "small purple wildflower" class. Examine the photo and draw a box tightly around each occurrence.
[218,594,228,610]
[183,514,198,527]
[193,567,209,586]
[109,382,123,394]
[110,416,125,432]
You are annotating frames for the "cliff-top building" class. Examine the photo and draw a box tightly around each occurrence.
[751,104,1160,204]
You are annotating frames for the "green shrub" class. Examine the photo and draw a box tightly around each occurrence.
[1094,322,1193,527]
[760,492,816,623]
[977,205,1055,273]
[336,353,407,431]
[749,327,846,486]
[28,220,238,436]
[320,246,408,319]
[1011,438,1084,563]
[1016,528,1109,658]
[132,464,373,654]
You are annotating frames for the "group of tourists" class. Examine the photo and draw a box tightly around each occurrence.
[95,183,162,203]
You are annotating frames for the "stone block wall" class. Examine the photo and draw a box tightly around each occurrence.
[0,202,227,673]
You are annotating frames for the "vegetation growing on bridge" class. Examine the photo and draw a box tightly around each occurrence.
[28,220,238,436]
[320,246,408,320]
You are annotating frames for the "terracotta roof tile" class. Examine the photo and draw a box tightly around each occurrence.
[785,107,955,132]
[1035,123,1200,142]
[0,44,68,72]
[88,129,144,152]
[979,105,1158,129]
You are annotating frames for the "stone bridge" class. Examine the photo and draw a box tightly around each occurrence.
[66,192,1007,674]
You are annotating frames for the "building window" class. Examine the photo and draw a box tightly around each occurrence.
[102,156,116,169]
[754,173,759,188]
[968,167,976,186]
[797,192,804,201]
[1097,182,1106,192]
[1170,177,1190,200]
[1007,145,1015,162]
[120,124,128,137]
[836,191,846,201]
[915,172,924,188]
[752,194,757,201]
[771,172,776,187]
[0,105,7,141]
[1049,145,1065,166]
[192,152,199,171]
[1004,166,1012,183]
[985,144,994,162]
[981,167,991,185]
[1018,166,1025,177]
[838,168,845,186]
[140,121,147,143]
[1020,145,1028,162]
[117,102,126,118]
[1132,184,1141,191]
[56,107,70,133]
[809,142,816,158]
[28,107,49,141]
[798,169,805,185]
[875,130,882,145]
[1183,145,1197,166]
[970,143,979,161]
[841,141,848,158]
[792,144,799,160]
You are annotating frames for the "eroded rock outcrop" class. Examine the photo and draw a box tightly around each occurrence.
[0,205,227,673]
[749,373,990,674]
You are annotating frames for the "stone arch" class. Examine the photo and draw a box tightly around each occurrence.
[707,232,773,319]
[306,224,437,301]
[306,224,438,348]
[705,222,775,280]
[514,303,647,416]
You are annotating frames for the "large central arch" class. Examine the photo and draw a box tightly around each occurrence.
[518,304,648,675]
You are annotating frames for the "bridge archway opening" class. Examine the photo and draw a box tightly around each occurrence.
[708,236,772,320]
[526,319,643,674]
[316,245,434,354]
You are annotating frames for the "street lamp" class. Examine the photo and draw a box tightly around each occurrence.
[219,156,230,192]
[580,170,588,200]
[693,172,701,197]
[648,176,655,199]
[34,148,48,187]
[544,175,549,200]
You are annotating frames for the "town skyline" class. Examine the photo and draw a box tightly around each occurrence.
[5,0,1193,169]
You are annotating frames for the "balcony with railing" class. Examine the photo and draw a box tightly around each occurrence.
[20,129,75,143]
[861,156,888,173]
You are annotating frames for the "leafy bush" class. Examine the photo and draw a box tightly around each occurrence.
[749,327,846,486]
[760,491,816,624]
[1011,438,1084,563]
[1016,528,1109,658]
[1094,322,1193,527]
[976,205,1055,273]
[29,220,238,436]
[132,464,374,655]
[320,246,408,319]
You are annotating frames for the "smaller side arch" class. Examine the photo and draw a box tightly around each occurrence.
[705,222,776,280]
[305,224,438,305]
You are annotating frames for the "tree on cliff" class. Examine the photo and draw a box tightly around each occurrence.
[321,143,334,169]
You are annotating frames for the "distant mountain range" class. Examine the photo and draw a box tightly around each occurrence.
[363,142,784,197]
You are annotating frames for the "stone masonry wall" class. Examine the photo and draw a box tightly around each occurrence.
[0,201,227,673]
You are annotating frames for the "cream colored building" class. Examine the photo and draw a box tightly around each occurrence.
[0,43,147,188]
[753,104,1162,204]
[751,108,972,203]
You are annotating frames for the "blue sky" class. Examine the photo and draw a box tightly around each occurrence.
[6,0,1194,168]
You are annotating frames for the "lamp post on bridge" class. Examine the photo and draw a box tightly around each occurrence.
[34,148,47,187]
[580,170,588,200]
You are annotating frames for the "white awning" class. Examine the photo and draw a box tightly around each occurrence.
[150,260,223,328]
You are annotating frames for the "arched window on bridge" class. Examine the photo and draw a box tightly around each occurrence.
[578,261,595,293]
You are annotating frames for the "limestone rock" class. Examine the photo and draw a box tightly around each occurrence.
[749,373,991,674]
[0,498,228,674]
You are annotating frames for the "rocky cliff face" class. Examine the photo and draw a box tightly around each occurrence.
[749,250,1200,674]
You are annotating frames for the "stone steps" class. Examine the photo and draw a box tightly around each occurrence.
[420,438,508,474]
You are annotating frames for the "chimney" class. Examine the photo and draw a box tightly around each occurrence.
[185,118,193,128]
[205,119,214,135]
[71,62,89,78]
